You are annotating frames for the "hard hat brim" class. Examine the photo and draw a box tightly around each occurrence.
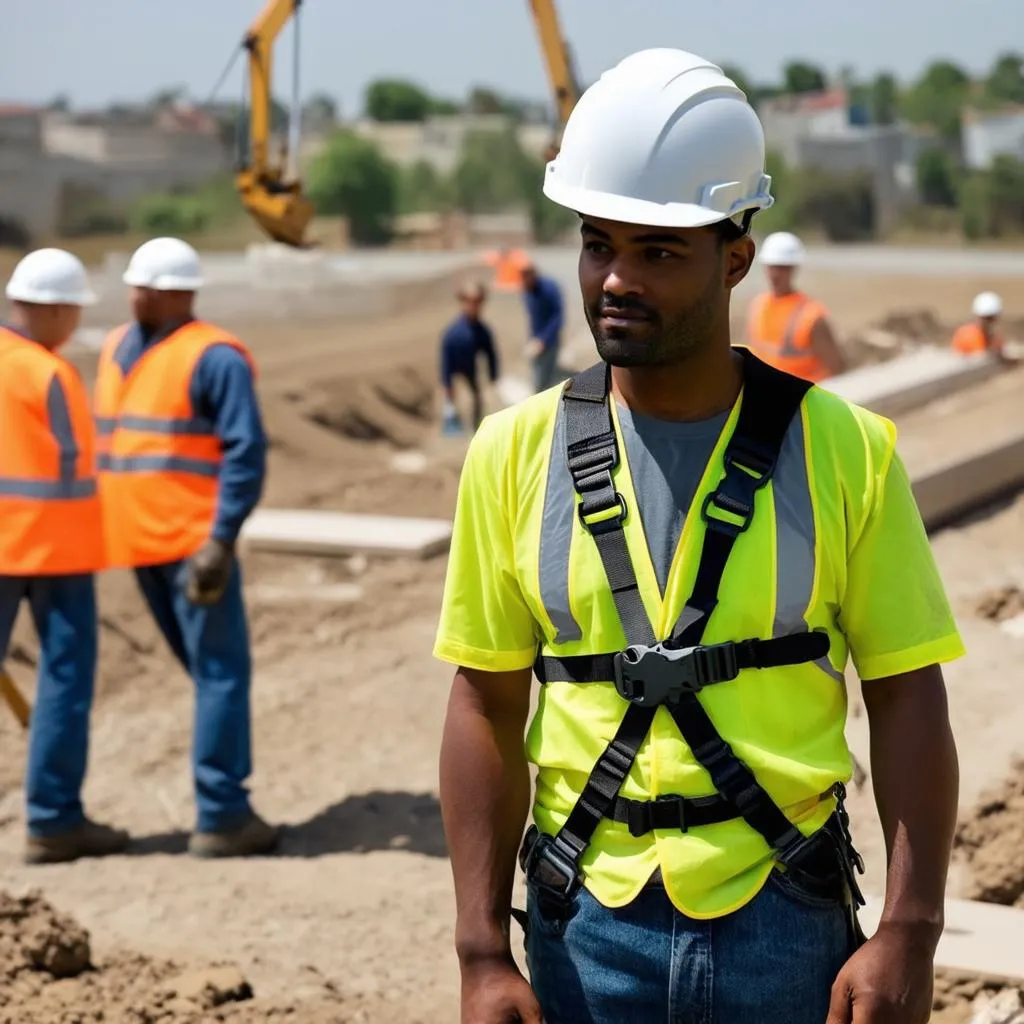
[4,284,97,306]
[122,270,204,291]
[543,177,770,230]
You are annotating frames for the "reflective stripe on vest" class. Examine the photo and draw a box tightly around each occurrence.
[537,398,842,683]
[0,328,104,574]
[746,293,829,382]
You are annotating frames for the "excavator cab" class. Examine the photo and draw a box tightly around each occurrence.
[234,0,314,248]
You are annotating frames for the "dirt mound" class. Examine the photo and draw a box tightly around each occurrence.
[975,586,1024,623]
[843,307,947,367]
[0,889,358,1024]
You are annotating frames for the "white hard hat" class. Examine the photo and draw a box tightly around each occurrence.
[972,291,1003,318]
[542,48,773,228]
[123,237,204,291]
[759,231,806,267]
[5,248,96,306]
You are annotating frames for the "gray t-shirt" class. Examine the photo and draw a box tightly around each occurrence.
[616,404,731,595]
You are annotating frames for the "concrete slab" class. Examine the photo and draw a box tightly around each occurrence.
[860,895,1024,984]
[821,348,1003,417]
[240,509,451,559]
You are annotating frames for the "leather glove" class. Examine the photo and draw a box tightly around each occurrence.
[186,538,235,606]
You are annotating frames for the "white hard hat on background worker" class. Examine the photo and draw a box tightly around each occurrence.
[758,231,806,267]
[6,247,96,306]
[122,237,204,291]
[971,291,1002,319]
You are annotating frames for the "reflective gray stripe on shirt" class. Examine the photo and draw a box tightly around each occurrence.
[0,477,97,499]
[96,454,220,477]
[94,414,215,436]
[746,297,809,357]
[537,399,840,678]
[46,376,78,486]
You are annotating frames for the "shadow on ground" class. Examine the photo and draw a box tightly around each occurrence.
[127,790,447,859]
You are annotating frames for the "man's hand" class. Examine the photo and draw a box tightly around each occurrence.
[524,338,545,360]
[186,538,235,605]
[826,926,935,1023]
[461,958,543,1024]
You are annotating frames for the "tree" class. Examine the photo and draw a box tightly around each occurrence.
[307,130,398,244]
[302,92,338,128]
[900,60,969,141]
[720,64,756,103]
[466,87,506,115]
[364,79,433,122]
[869,73,898,125]
[46,94,70,112]
[398,159,452,213]
[783,61,826,95]
[916,148,959,207]
[985,52,1024,105]
[452,125,536,213]
[147,86,187,110]
[430,97,461,116]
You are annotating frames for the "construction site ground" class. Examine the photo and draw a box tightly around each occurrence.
[1,245,1023,1023]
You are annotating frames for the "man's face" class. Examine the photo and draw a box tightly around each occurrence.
[460,288,485,320]
[579,216,753,368]
[766,264,796,293]
[521,266,537,291]
[130,286,161,328]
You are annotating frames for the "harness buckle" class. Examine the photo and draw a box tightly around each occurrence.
[612,641,739,707]
[519,826,582,901]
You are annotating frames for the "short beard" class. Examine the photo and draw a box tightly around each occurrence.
[586,275,722,369]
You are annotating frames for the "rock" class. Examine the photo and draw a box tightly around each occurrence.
[970,988,1024,1024]
[163,965,253,1008]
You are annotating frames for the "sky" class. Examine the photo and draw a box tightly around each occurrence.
[2,0,1021,114]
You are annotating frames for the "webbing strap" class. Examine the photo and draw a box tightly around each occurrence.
[549,350,813,868]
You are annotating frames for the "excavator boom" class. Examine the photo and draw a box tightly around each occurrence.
[235,0,314,247]
[527,0,581,153]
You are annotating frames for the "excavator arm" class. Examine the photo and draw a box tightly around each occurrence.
[235,0,314,247]
[527,0,581,158]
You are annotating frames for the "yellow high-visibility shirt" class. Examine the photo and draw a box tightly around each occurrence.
[433,369,965,918]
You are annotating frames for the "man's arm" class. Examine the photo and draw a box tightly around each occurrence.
[479,324,500,383]
[534,280,564,350]
[191,344,267,543]
[810,315,846,376]
[439,665,533,965]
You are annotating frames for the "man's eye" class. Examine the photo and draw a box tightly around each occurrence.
[648,248,675,261]
[583,241,610,255]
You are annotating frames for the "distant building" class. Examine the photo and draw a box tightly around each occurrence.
[962,106,1024,170]
[0,107,63,240]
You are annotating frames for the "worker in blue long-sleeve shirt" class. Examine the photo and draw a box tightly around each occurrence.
[439,281,498,430]
[94,237,277,859]
[521,261,564,392]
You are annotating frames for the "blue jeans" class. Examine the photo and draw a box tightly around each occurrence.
[0,574,97,837]
[532,343,561,393]
[134,559,253,833]
[526,873,856,1024]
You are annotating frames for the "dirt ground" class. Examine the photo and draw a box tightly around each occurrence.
[1,256,1023,1022]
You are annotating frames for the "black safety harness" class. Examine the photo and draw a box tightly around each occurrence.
[518,349,864,935]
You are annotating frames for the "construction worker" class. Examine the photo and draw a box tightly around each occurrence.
[436,50,963,1024]
[521,261,564,392]
[94,237,277,859]
[482,246,531,292]
[952,291,1006,356]
[1,249,129,864]
[746,230,846,381]
[439,280,499,432]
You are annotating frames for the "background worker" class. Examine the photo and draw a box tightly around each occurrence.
[439,281,499,432]
[520,261,564,392]
[1,249,128,864]
[746,230,846,381]
[94,236,277,859]
[482,246,531,292]
[436,50,962,1024]
[952,291,1009,358]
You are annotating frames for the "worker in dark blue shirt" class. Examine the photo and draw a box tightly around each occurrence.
[97,236,274,860]
[439,281,499,430]
[521,262,564,392]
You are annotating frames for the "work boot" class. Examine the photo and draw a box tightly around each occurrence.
[187,811,280,859]
[24,818,130,865]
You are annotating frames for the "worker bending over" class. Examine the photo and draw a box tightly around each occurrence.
[439,281,499,432]
[1,249,128,864]
[521,262,564,392]
[95,237,277,858]
[952,291,1009,359]
[746,230,845,380]
[437,50,962,1024]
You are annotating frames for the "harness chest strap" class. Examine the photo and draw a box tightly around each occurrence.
[523,350,849,894]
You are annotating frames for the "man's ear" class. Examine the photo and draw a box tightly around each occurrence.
[725,235,755,290]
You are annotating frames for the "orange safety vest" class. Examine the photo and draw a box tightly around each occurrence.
[0,326,104,575]
[94,320,256,569]
[745,291,831,382]
[482,248,530,291]
[952,322,999,355]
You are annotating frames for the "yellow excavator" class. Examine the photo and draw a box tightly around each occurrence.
[234,0,314,247]
[526,0,582,159]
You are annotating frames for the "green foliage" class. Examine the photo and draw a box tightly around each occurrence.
[466,87,506,115]
[131,194,210,235]
[984,52,1024,105]
[307,129,398,244]
[719,64,755,102]
[916,148,960,207]
[793,169,875,241]
[782,61,827,95]
[303,92,338,128]
[868,73,898,125]
[451,126,536,213]
[398,160,452,214]
[960,155,1024,239]
[900,60,969,140]
[364,79,433,122]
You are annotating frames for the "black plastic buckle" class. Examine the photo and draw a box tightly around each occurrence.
[701,486,755,538]
[613,642,739,707]
[520,826,581,901]
[627,795,688,838]
[577,485,627,536]
[725,439,776,482]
